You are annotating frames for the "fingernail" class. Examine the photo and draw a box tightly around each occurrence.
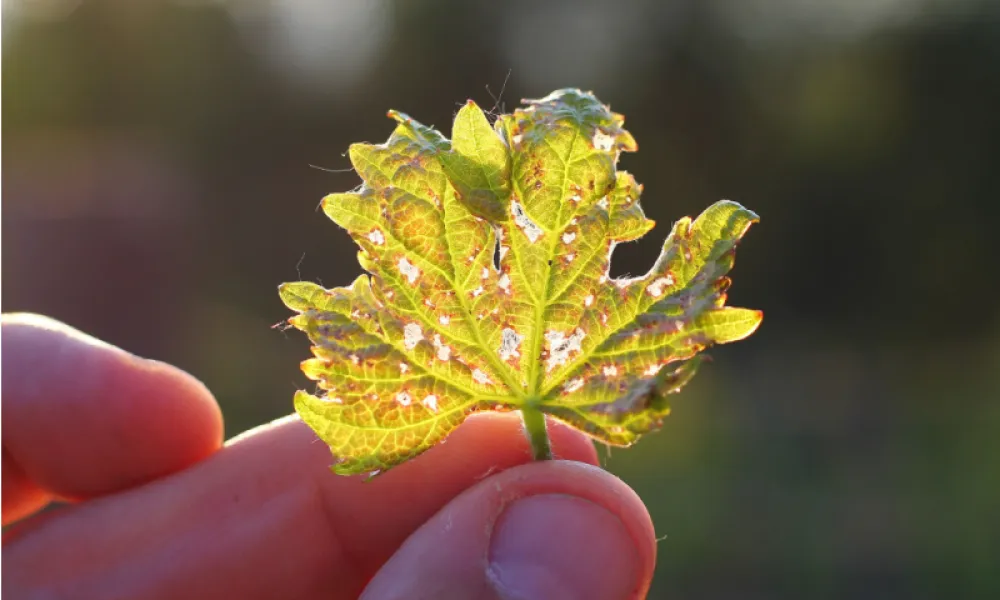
[488,494,639,600]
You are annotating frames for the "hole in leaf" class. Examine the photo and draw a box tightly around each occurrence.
[608,240,654,279]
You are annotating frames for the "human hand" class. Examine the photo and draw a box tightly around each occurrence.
[2,314,656,599]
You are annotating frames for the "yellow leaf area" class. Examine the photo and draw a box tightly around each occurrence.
[279,89,762,475]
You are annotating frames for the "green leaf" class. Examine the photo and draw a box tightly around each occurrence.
[280,89,762,475]
[439,100,510,221]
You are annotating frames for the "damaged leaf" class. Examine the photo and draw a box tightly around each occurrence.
[280,89,761,475]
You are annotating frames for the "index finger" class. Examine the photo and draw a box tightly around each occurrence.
[2,313,223,524]
[4,412,598,599]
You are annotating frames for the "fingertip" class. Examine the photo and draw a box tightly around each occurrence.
[2,314,223,500]
[487,493,640,600]
[492,461,658,599]
[546,417,600,466]
[122,356,225,468]
[362,461,656,600]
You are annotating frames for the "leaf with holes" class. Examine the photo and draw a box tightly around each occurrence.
[279,89,762,476]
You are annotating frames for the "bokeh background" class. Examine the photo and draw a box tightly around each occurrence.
[4,0,1000,596]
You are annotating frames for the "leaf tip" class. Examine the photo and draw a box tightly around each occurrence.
[277,283,296,309]
[386,109,411,125]
[720,199,761,224]
[742,319,763,342]
[734,309,764,341]
[621,131,638,153]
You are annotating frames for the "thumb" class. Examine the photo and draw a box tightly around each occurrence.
[361,460,656,600]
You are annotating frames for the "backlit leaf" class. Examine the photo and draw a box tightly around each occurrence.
[280,89,762,475]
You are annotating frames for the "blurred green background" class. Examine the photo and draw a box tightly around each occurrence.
[4,0,999,596]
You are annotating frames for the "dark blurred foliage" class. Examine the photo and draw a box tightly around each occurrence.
[4,0,1000,596]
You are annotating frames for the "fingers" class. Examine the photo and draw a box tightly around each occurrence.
[1,313,223,524]
[362,460,656,600]
[2,412,599,599]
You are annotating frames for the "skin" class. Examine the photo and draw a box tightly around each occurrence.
[1,313,657,599]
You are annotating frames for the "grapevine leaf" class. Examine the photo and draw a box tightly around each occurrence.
[280,89,762,475]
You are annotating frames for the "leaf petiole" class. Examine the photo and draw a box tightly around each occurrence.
[520,401,552,461]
